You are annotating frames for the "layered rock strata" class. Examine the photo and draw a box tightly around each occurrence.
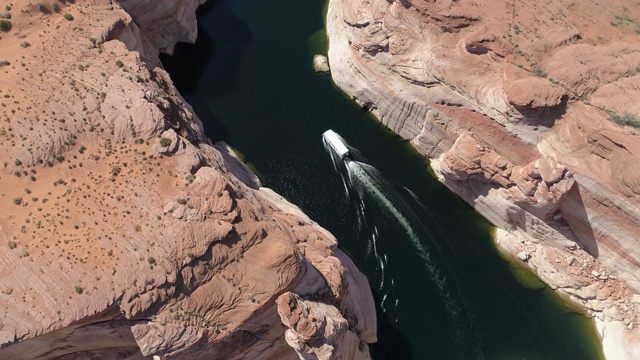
[0,0,376,359]
[327,0,640,358]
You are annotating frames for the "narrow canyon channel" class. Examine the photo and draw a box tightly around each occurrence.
[161,0,605,358]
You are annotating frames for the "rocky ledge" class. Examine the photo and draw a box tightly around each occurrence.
[327,0,640,358]
[0,0,376,359]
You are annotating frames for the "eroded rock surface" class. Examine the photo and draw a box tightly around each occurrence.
[118,0,207,55]
[327,0,640,358]
[0,0,376,359]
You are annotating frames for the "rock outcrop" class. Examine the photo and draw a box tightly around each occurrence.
[0,0,376,359]
[118,0,207,55]
[327,0,640,358]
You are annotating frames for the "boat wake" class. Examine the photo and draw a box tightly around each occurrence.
[322,130,484,360]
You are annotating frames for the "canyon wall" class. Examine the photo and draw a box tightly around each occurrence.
[326,0,640,358]
[0,0,376,359]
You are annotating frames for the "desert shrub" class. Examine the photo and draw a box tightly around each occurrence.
[63,13,73,21]
[611,15,623,27]
[52,2,60,12]
[36,3,46,12]
[0,60,10,66]
[159,137,172,147]
[0,11,11,19]
[74,286,83,294]
[609,112,640,128]
[176,198,187,205]
[115,60,124,68]
[0,19,11,32]
[532,65,547,78]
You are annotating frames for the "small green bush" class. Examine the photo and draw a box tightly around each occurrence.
[176,198,187,205]
[611,15,623,27]
[115,60,124,68]
[36,3,46,12]
[147,257,156,265]
[74,286,83,294]
[63,13,73,21]
[609,112,640,128]
[159,137,172,147]
[532,65,547,78]
[0,19,11,32]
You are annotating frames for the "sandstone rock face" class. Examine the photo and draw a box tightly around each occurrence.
[118,0,206,55]
[277,291,373,360]
[0,0,376,359]
[313,55,330,73]
[327,0,640,358]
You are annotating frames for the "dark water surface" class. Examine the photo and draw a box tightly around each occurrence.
[161,0,604,359]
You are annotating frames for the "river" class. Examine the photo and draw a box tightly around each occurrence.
[160,0,604,359]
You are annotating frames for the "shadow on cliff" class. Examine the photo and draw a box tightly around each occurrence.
[559,184,599,258]
[513,95,569,129]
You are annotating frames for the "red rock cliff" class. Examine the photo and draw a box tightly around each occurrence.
[0,1,376,358]
[327,0,640,358]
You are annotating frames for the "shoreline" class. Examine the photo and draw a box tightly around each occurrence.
[324,0,640,358]
[0,0,377,358]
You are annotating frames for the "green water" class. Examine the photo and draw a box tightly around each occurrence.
[160,0,604,359]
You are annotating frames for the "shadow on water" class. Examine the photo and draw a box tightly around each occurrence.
[160,0,605,359]
[160,0,252,142]
[371,290,413,360]
[159,27,214,92]
[160,0,251,98]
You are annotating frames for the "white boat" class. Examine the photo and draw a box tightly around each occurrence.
[322,129,350,159]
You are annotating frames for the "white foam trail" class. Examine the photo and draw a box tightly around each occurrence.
[349,163,446,279]
[322,132,482,359]
[366,234,373,257]
[348,162,420,236]
[372,226,379,257]
[348,160,483,360]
